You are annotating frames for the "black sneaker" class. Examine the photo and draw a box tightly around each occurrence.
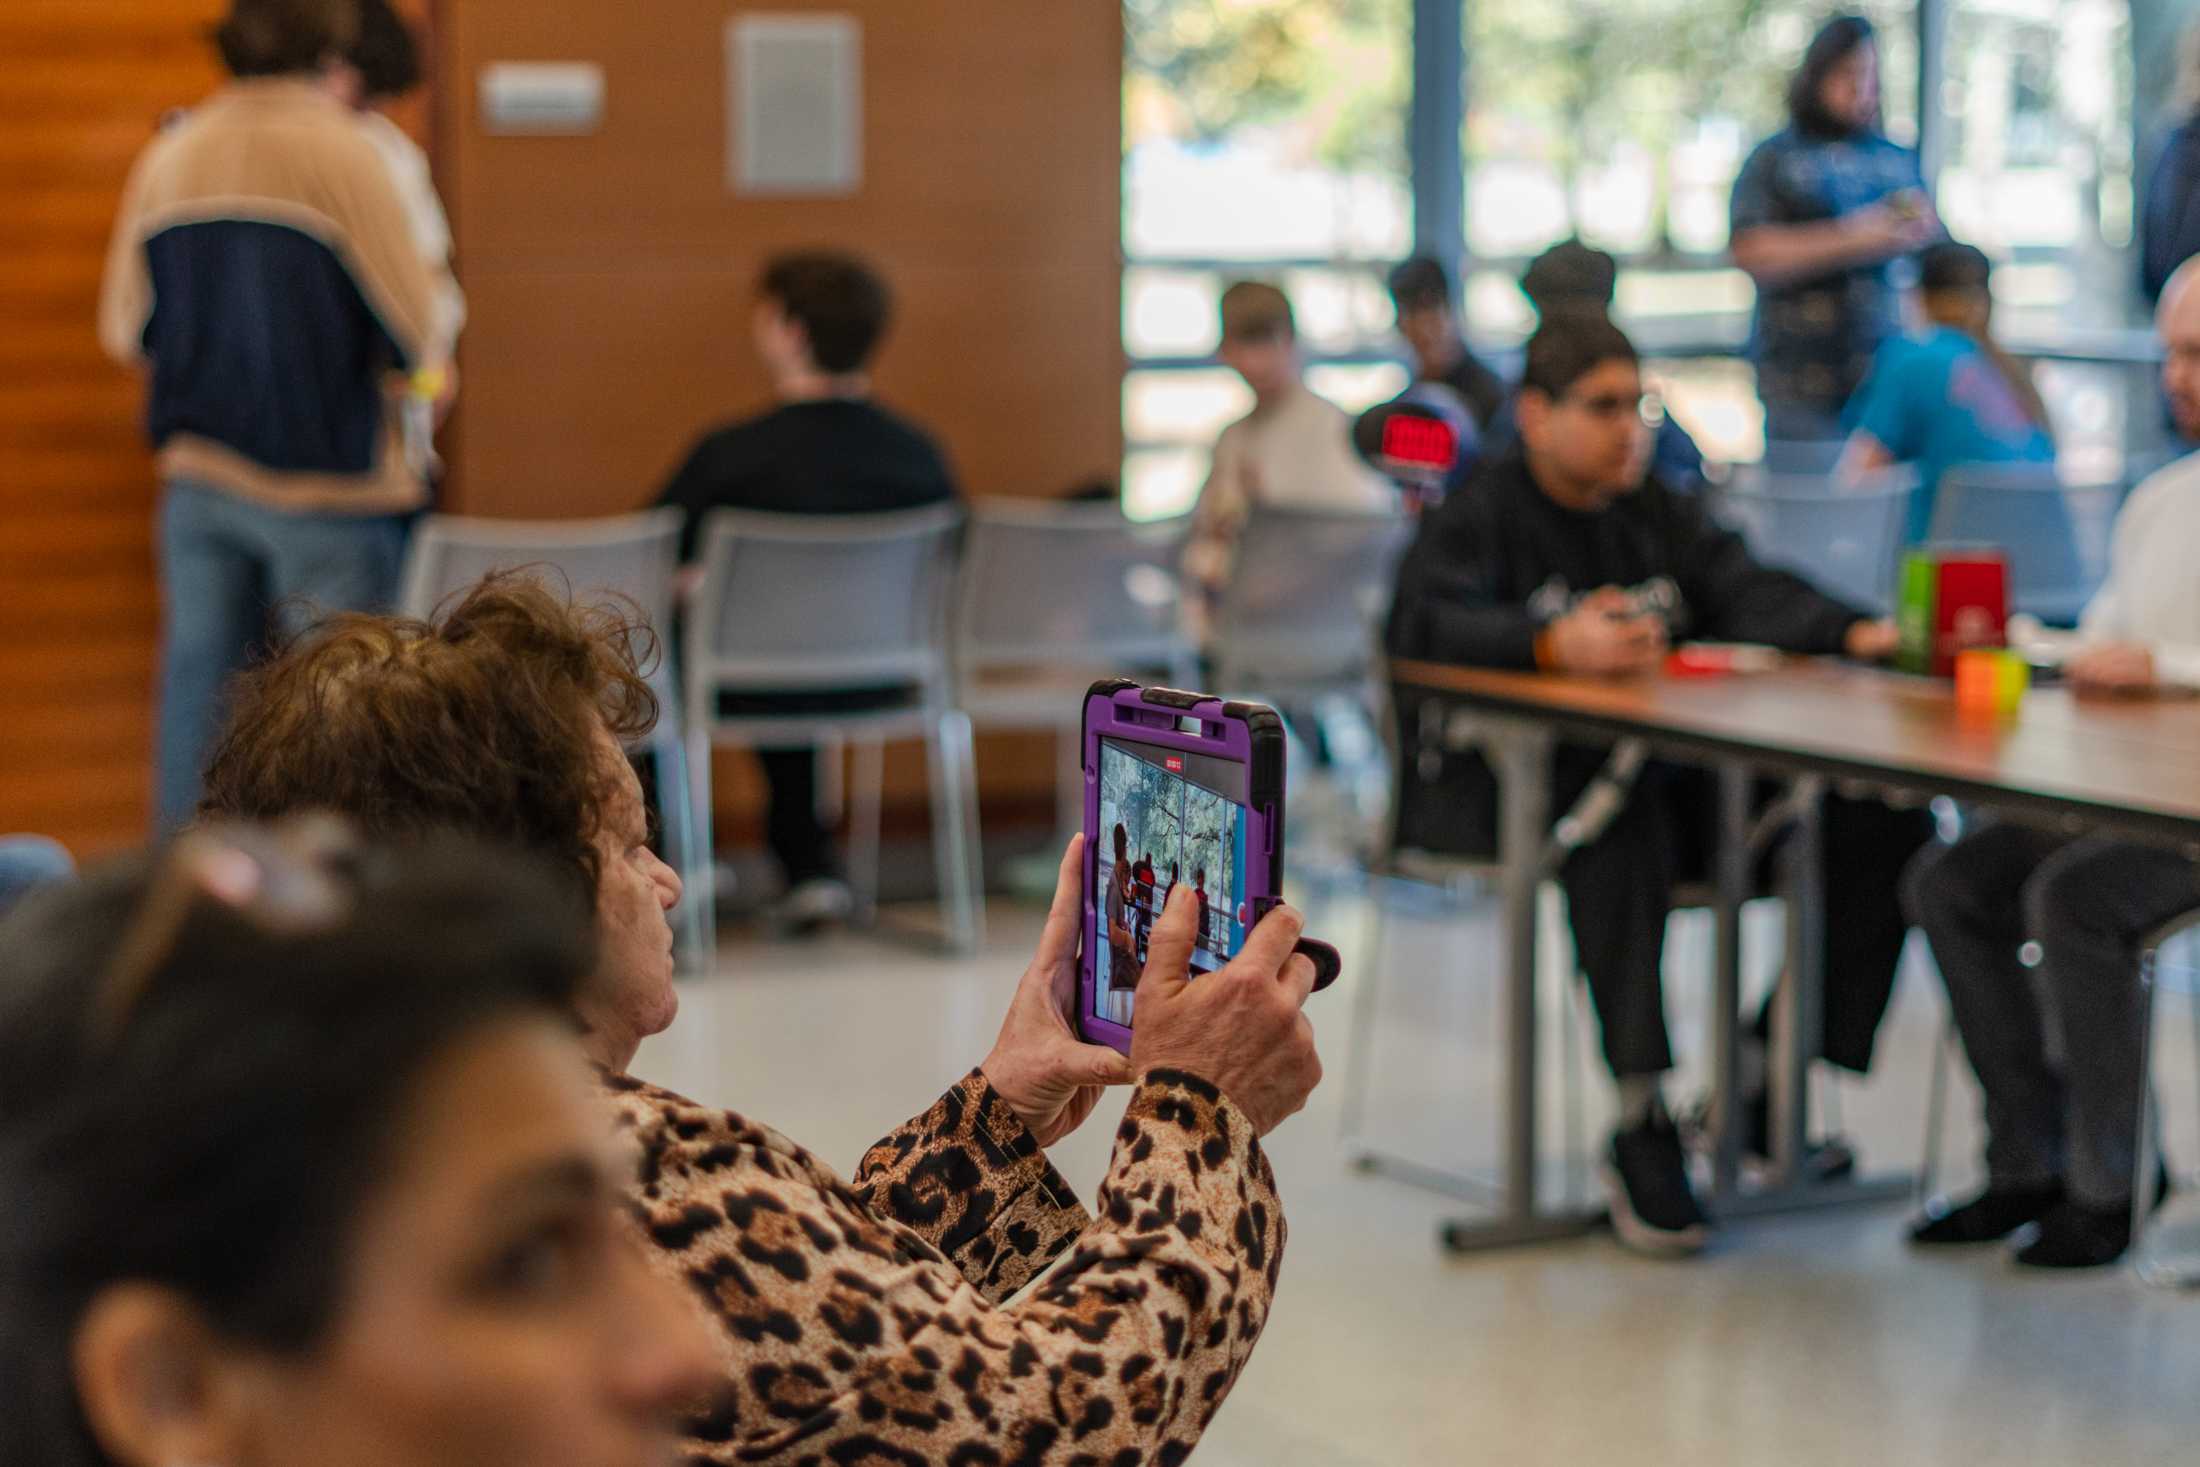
[1604,1109,1711,1257]
[1909,1182,2064,1246]
[2014,1167,2171,1270]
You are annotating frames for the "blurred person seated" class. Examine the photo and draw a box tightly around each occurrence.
[99,0,455,831]
[323,0,465,476]
[1184,280,1395,612]
[196,574,1325,1465]
[0,822,719,1467]
[1474,240,1709,491]
[1837,240,2055,543]
[1386,308,1932,1255]
[1387,255,1507,431]
[656,250,955,931]
[1900,261,2200,1268]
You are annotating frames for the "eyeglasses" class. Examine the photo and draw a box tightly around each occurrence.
[94,817,362,1048]
[1558,388,1666,424]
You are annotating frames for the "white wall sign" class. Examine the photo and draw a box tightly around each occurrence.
[478,62,605,135]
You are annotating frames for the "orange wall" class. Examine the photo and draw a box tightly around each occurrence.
[0,1,225,854]
[0,0,1120,855]
[0,1,433,856]
[435,1,1125,825]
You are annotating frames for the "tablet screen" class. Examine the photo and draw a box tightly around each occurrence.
[1091,735,1250,1029]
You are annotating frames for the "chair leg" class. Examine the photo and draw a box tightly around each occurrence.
[927,711,985,954]
[849,737,884,922]
[683,727,718,967]
[1338,878,1390,1145]
[652,732,709,974]
[2131,948,2163,1258]
[1916,1012,1954,1209]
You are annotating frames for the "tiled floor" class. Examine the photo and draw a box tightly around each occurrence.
[636,874,2200,1467]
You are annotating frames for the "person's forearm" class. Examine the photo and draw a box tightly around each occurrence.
[758,1070,1284,1467]
[851,1068,1090,1303]
[1731,220,1879,287]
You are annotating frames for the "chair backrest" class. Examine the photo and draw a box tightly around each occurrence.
[1930,463,2122,626]
[1706,467,1919,615]
[397,509,684,631]
[683,504,963,705]
[954,500,1193,677]
[1760,438,1847,476]
[1210,505,1410,688]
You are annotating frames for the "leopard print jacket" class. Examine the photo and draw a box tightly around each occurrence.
[600,1064,1286,1465]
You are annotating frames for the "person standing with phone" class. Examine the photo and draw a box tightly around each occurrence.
[1730,15,1939,442]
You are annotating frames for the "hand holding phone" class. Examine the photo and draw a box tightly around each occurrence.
[1126,888,1323,1137]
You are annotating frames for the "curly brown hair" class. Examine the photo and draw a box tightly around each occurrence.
[198,573,659,903]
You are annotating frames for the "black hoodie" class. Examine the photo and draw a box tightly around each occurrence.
[1382,446,1867,855]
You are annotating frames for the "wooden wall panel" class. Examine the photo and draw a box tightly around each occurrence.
[4,0,1121,857]
[0,0,432,857]
[0,0,224,857]
[439,1,1125,829]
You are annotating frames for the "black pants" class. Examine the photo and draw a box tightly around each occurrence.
[1904,825,2200,1207]
[717,689,918,890]
[1555,751,1934,1079]
[757,748,840,887]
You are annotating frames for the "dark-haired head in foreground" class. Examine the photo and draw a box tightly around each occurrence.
[0,824,715,1467]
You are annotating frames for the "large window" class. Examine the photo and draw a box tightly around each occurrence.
[1122,0,1413,520]
[1464,0,1921,460]
[1124,0,2149,494]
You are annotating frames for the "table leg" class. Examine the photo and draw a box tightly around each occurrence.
[1715,771,1912,1219]
[1439,718,1603,1252]
[1770,773,1826,1184]
[1710,760,1752,1198]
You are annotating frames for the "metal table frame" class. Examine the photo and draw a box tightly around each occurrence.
[1396,671,2200,1254]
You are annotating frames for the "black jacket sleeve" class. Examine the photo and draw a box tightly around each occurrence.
[656,433,726,562]
[1384,489,1542,670]
[1672,493,1864,655]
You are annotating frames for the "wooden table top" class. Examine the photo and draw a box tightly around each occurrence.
[1391,657,2200,843]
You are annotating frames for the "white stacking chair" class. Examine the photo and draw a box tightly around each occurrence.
[953,499,1199,834]
[396,509,708,970]
[1707,466,1920,615]
[1929,464,2125,627]
[681,504,980,955]
[1207,505,1411,705]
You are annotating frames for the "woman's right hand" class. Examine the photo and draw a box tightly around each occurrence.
[1128,889,1322,1137]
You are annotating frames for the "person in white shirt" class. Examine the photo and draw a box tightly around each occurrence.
[1900,258,2200,1269]
[1183,281,1395,609]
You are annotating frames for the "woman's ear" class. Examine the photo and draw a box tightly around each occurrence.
[73,1284,257,1467]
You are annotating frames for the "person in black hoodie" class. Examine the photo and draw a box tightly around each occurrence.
[656,251,956,933]
[1386,308,1932,1255]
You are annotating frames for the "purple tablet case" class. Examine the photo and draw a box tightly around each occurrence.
[1079,679,1335,1055]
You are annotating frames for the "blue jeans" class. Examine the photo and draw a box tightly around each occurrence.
[0,835,74,920]
[156,480,407,831]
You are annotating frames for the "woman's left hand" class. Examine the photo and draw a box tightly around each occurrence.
[980,835,1138,1146]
